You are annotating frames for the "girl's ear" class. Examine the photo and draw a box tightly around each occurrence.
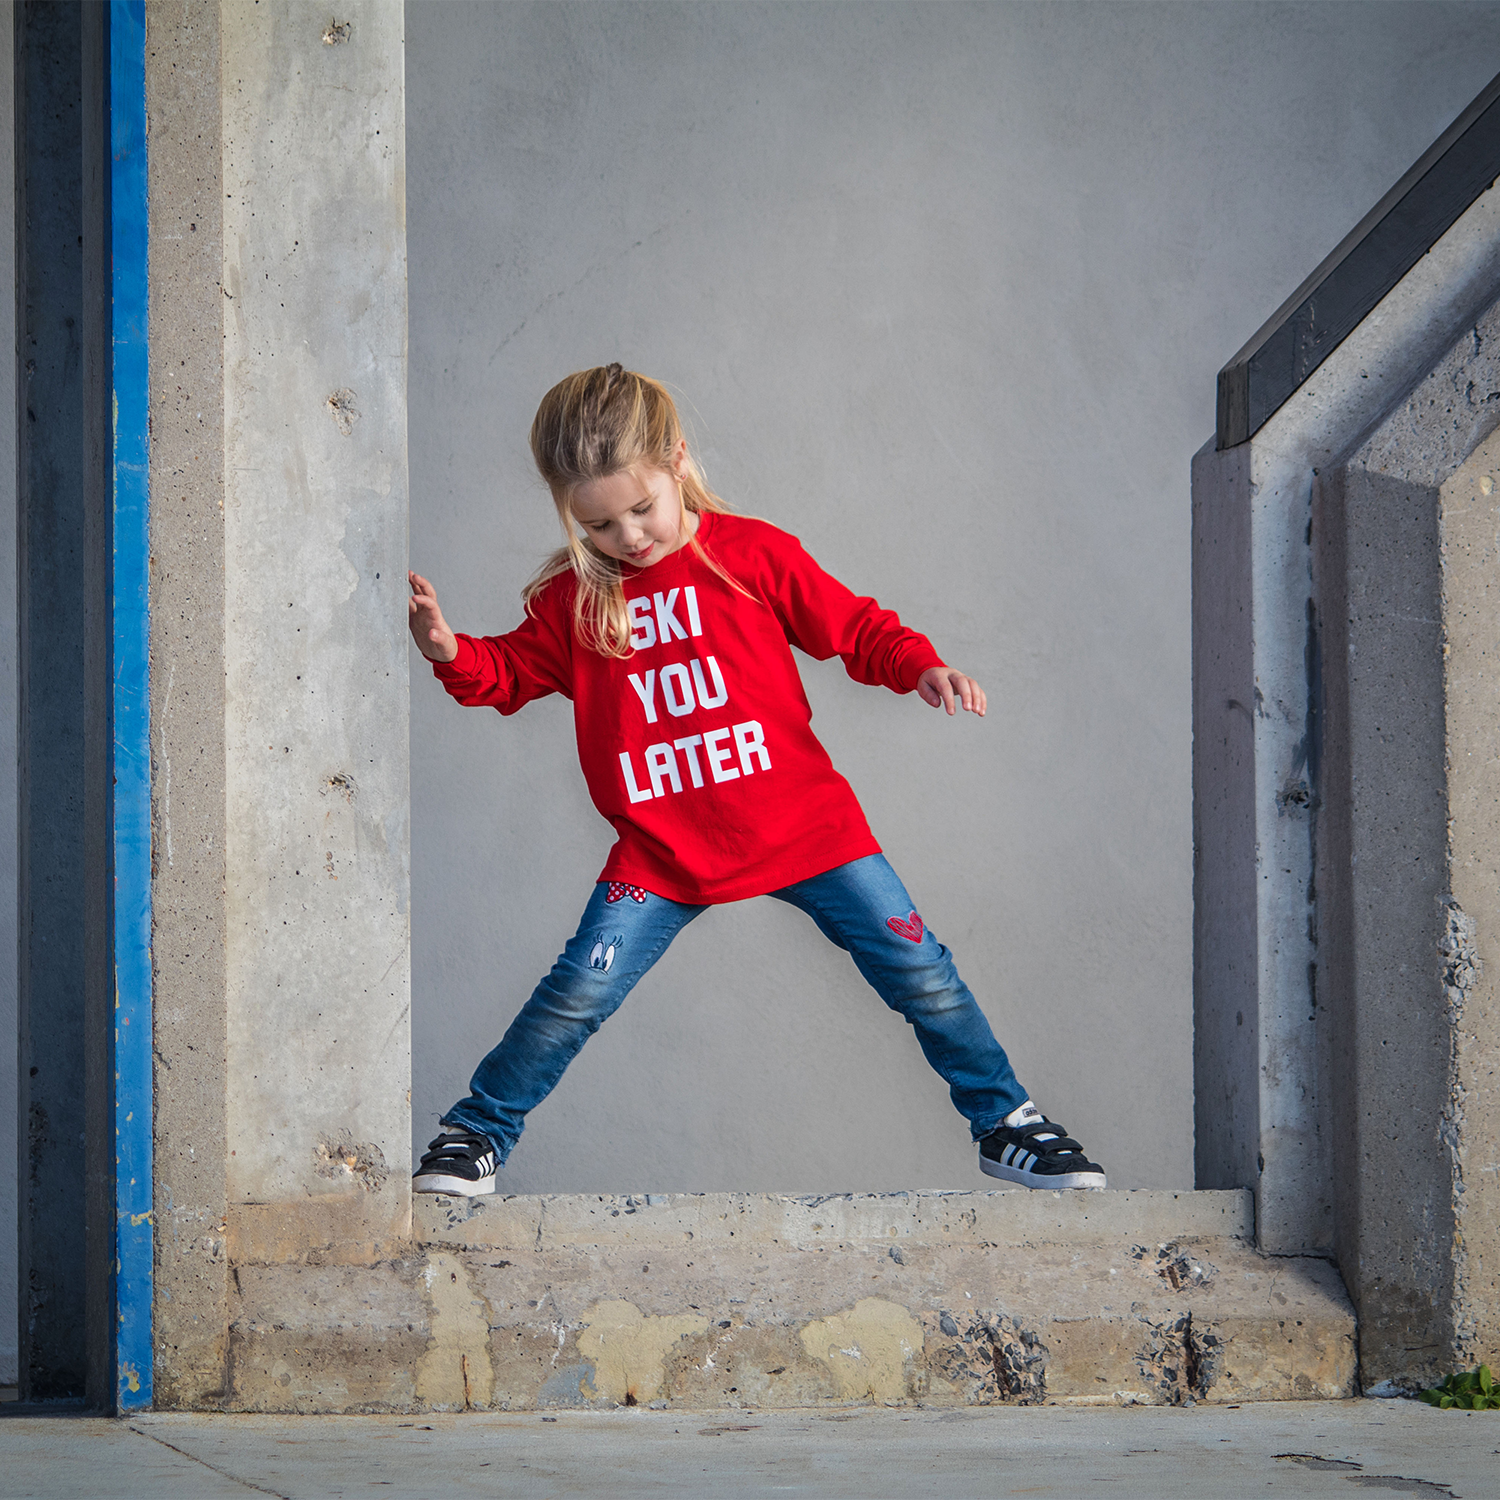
[669,436,690,479]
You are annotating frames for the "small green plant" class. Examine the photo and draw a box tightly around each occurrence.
[1419,1365,1497,1409]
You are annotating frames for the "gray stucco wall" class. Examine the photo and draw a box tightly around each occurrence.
[403,1,1500,1193]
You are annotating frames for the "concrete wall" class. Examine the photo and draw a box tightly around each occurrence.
[404,0,1500,1193]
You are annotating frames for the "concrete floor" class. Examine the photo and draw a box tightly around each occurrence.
[0,1399,1495,1498]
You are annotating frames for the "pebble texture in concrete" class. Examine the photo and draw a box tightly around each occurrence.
[0,1400,1490,1498]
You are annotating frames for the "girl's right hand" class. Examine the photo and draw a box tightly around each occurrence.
[408,571,459,663]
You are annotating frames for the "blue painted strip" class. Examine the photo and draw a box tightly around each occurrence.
[110,0,153,1414]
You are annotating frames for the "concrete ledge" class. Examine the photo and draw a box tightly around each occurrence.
[214,1190,1355,1413]
[226,1195,411,1268]
[417,1188,1254,1252]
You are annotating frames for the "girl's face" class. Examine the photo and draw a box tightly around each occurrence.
[570,446,692,568]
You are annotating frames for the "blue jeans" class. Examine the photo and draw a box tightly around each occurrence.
[441,853,1028,1162]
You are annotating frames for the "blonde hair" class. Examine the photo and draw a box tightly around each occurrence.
[524,364,744,657]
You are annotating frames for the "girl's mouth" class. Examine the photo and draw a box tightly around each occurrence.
[627,542,655,561]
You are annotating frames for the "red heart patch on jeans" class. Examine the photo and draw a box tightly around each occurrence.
[887,910,925,942]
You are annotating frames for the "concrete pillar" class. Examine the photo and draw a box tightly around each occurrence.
[1193,172,1500,1260]
[218,0,410,1263]
[1194,89,1500,1381]
[1313,323,1500,1389]
[149,0,411,1403]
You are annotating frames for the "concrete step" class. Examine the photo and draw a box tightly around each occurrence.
[223,1190,1356,1413]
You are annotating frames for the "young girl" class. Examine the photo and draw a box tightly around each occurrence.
[408,364,1105,1196]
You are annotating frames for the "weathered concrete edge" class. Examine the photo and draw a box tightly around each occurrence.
[185,1189,1364,1415]
[219,1232,1353,1413]
[1437,439,1500,1384]
[416,1188,1255,1252]
[147,0,231,1409]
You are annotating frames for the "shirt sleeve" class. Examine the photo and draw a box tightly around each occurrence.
[430,596,574,713]
[759,529,945,693]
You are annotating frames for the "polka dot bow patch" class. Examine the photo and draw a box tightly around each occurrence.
[606,882,648,904]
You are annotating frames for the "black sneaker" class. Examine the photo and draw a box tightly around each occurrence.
[978,1117,1106,1189]
[413,1132,499,1196]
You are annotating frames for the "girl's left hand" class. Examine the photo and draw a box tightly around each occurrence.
[917,666,986,717]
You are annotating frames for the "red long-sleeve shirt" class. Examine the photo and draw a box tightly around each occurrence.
[432,511,944,904]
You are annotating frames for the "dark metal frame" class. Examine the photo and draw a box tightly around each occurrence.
[1217,70,1500,450]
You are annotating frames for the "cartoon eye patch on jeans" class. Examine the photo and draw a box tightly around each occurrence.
[588,933,623,972]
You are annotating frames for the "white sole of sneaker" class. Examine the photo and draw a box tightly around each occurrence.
[413,1173,497,1196]
[979,1157,1106,1190]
